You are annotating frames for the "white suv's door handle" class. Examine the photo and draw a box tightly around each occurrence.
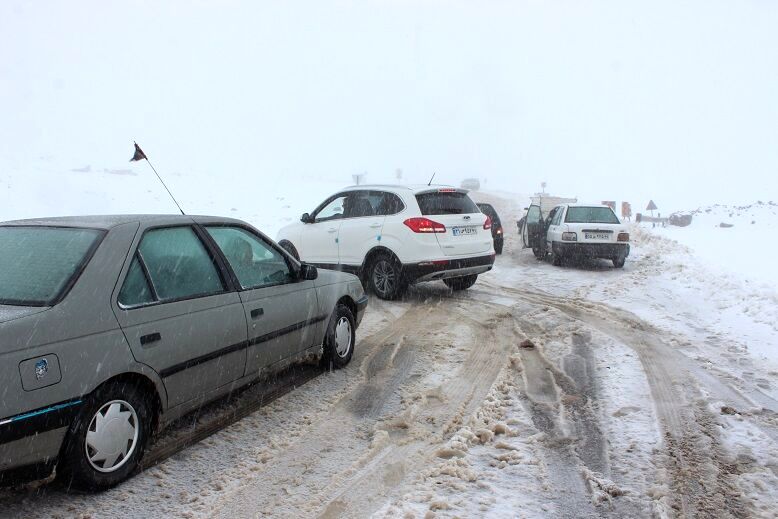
[327,228,338,233]
[369,223,382,228]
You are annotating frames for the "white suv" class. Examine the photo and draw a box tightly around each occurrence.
[543,203,630,267]
[277,185,495,299]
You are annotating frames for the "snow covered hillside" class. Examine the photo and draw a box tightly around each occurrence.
[656,201,778,288]
[0,158,354,238]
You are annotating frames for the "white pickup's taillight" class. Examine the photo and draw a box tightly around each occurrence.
[483,216,492,230]
[403,217,446,233]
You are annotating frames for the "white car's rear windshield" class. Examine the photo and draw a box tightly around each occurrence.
[0,226,103,306]
[564,207,620,224]
[416,192,479,215]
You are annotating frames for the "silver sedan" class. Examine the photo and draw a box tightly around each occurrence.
[0,215,367,489]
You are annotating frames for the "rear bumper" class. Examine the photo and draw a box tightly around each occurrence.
[0,399,82,473]
[404,253,495,283]
[354,294,368,327]
[552,241,630,258]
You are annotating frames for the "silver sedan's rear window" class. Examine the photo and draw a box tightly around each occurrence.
[0,226,103,306]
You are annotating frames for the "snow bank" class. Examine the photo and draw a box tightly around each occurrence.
[653,201,778,289]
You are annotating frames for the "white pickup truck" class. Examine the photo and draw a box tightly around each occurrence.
[519,202,630,268]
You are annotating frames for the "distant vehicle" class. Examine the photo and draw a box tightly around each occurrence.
[521,203,630,268]
[0,215,367,490]
[277,185,495,300]
[476,202,504,254]
[460,178,480,191]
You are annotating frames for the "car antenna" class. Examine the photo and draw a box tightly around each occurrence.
[427,172,436,186]
[129,141,186,215]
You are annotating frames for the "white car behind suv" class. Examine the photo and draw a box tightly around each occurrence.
[543,203,630,267]
[277,185,495,299]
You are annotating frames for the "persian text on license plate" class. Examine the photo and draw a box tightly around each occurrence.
[585,233,610,240]
[452,226,477,236]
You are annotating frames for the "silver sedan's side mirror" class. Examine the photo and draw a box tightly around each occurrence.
[300,263,318,280]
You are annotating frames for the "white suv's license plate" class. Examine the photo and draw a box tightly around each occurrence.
[452,226,478,236]
[584,233,610,240]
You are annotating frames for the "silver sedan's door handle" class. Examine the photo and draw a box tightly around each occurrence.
[327,228,338,233]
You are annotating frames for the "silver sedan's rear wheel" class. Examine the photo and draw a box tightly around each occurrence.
[322,303,355,368]
[59,382,152,490]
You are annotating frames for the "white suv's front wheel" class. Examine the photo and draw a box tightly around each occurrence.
[368,254,406,300]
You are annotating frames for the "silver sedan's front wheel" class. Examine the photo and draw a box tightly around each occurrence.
[322,303,356,368]
[85,400,140,473]
[334,316,353,358]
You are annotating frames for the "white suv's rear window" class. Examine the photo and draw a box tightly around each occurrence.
[565,207,620,224]
[416,192,479,215]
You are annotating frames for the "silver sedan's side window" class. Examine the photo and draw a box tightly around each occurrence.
[118,255,155,307]
[119,226,225,307]
[206,226,295,290]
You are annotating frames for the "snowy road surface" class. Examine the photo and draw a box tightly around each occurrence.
[1,193,777,518]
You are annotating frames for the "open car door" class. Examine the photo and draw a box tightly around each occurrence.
[521,204,546,259]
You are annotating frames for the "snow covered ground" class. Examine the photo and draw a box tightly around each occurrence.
[1,190,778,518]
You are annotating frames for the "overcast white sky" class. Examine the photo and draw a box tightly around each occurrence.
[1,0,777,213]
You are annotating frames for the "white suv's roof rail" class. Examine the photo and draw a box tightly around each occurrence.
[338,184,462,194]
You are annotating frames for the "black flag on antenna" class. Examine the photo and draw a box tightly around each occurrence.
[130,142,147,162]
[128,141,185,215]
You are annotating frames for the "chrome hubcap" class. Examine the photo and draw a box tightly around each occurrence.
[335,316,352,357]
[85,400,139,473]
[373,260,396,295]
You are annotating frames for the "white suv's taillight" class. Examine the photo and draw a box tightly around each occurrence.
[403,217,446,233]
[483,216,492,230]
[562,232,577,241]
[617,232,630,242]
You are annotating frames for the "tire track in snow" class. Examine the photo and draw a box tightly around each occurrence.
[478,281,758,517]
[209,295,516,518]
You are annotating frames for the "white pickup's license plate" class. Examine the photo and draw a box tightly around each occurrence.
[584,233,610,240]
[452,226,478,236]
